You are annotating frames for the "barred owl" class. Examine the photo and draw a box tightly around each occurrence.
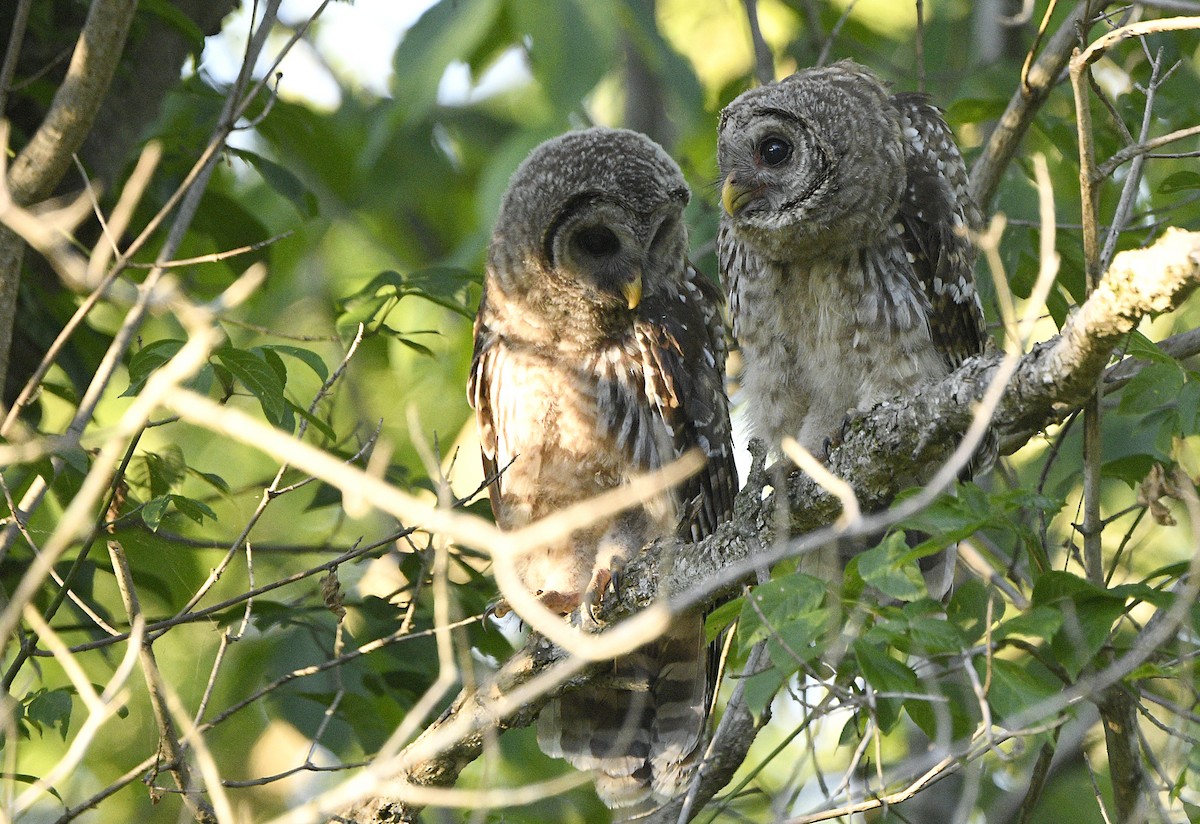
[717,61,991,592]
[468,127,736,813]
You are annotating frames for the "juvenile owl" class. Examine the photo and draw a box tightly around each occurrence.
[469,127,736,813]
[717,61,991,592]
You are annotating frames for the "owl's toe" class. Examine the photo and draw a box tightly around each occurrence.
[537,589,583,615]
[581,563,624,628]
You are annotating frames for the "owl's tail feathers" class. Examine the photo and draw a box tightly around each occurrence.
[536,613,711,816]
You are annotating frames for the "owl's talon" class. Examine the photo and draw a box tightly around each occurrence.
[581,564,624,628]
[485,598,512,625]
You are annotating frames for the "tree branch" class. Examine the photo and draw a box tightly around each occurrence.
[326,228,1200,823]
[0,0,137,400]
[970,1,1104,211]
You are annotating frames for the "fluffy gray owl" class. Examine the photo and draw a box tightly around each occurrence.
[469,127,736,813]
[716,61,991,592]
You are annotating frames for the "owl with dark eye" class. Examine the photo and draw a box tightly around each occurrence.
[717,60,994,594]
[469,126,737,814]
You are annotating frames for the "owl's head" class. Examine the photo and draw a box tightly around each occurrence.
[717,60,907,261]
[488,127,690,328]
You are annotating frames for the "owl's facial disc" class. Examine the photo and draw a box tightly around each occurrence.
[552,208,645,311]
[718,110,828,232]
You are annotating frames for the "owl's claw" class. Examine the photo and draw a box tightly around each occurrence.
[485,598,512,624]
[581,562,625,628]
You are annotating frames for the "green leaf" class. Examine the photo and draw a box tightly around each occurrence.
[993,606,1063,643]
[141,495,171,531]
[1101,454,1157,489]
[214,346,287,425]
[853,640,918,734]
[122,339,185,397]
[140,0,206,60]
[948,579,1001,644]
[1033,573,1129,678]
[288,401,338,443]
[167,494,217,525]
[741,667,787,721]
[388,335,434,357]
[260,345,330,383]
[25,688,72,740]
[1123,330,1177,366]
[1118,362,1185,414]
[0,772,63,802]
[390,0,505,128]
[765,610,829,671]
[228,148,318,217]
[510,0,617,111]
[737,574,826,648]
[187,468,231,495]
[1159,170,1200,193]
[1051,596,1128,679]
[856,532,926,602]
[906,615,967,653]
[979,658,1058,722]
[705,597,742,642]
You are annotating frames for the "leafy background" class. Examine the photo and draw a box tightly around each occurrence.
[3,0,1200,822]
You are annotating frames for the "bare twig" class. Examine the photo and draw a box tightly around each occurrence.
[970,1,1104,210]
[742,0,775,85]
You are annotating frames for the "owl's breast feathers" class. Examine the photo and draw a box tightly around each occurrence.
[469,265,735,541]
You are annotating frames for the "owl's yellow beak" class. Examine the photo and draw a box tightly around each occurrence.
[622,270,643,310]
[721,172,757,216]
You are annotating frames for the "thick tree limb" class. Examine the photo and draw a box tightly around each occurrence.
[0,0,137,400]
[333,228,1200,824]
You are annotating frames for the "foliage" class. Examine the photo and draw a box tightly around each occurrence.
[2,1,1200,823]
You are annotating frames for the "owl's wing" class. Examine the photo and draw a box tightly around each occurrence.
[633,265,738,542]
[891,93,988,371]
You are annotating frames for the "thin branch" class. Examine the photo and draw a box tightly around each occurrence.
[742,0,775,85]
[970,1,1104,210]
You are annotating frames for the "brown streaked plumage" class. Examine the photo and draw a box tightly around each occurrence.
[468,127,736,813]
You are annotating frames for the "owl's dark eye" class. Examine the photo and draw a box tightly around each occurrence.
[574,225,621,257]
[757,136,792,167]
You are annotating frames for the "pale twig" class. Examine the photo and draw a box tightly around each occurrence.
[780,437,862,526]
[0,307,223,652]
[0,0,292,565]
[158,384,704,658]
[107,535,214,822]
[157,666,237,824]
[1,140,161,436]
[14,608,141,815]
[1074,16,1200,68]
[1098,47,1163,273]
[1096,123,1200,181]
[124,231,294,269]
[158,324,365,636]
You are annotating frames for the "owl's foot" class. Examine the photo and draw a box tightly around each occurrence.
[537,589,583,615]
[485,598,511,622]
[581,562,624,628]
[822,410,858,460]
[486,590,582,627]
